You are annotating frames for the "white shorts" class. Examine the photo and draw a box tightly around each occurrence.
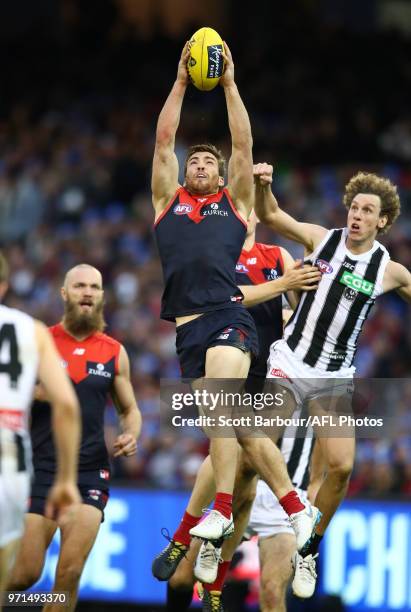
[0,471,30,547]
[248,479,308,540]
[266,339,355,406]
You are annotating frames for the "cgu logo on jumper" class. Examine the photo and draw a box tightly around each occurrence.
[340,271,374,296]
[174,204,193,215]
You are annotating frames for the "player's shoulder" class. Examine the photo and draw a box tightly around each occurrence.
[48,323,63,337]
[0,303,33,325]
[95,331,121,350]
[384,259,406,279]
[255,242,283,262]
[255,242,281,253]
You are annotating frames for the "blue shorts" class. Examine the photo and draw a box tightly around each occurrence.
[29,469,110,522]
[176,306,259,379]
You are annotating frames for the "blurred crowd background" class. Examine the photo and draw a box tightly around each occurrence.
[1,0,411,499]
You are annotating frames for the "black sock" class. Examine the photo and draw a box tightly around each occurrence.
[304,532,323,557]
[166,583,194,611]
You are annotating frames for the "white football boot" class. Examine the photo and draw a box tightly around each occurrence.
[189,510,234,541]
[194,540,222,583]
[291,551,318,598]
[289,502,322,551]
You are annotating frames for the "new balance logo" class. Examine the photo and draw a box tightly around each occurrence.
[73,348,85,355]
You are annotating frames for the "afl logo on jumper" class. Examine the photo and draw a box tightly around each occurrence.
[236,263,249,274]
[88,361,112,378]
[315,259,333,274]
[174,204,193,215]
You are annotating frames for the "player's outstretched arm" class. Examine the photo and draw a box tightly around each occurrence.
[222,43,253,219]
[152,44,190,216]
[239,247,320,308]
[383,260,411,301]
[254,163,327,253]
[35,321,81,519]
[111,346,142,458]
[239,259,320,308]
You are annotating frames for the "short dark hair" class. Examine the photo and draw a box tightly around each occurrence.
[184,144,226,178]
[343,172,401,234]
[0,252,9,284]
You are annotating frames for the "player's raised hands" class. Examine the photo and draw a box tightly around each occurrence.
[253,162,274,186]
[220,42,235,87]
[177,43,191,85]
[113,432,137,457]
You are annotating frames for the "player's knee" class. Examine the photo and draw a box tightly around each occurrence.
[237,436,255,457]
[9,566,42,591]
[55,562,84,587]
[260,575,287,611]
[328,458,353,483]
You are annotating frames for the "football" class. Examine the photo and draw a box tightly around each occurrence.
[187,27,225,91]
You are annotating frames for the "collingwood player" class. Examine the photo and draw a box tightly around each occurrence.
[248,418,323,609]
[0,253,80,608]
[254,164,409,591]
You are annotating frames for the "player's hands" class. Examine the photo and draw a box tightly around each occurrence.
[283,260,321,291]
[253,163,273,186]
[113,433,137,457]
[220,42,234,87]
[177,43,190,85]
[45,481,81,526]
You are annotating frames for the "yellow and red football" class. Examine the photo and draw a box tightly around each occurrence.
[187,27,225,91]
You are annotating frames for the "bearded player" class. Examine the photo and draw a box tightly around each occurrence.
[254,164,411,594]
[8,264,141,612]
[153,42,320,567]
